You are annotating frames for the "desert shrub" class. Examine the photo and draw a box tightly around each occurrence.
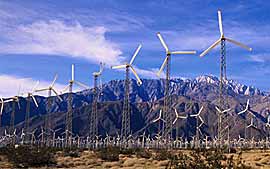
[63,147,80,158]
[135,149,152,159]
[120,148,135,156]
[166,152,191,169]
[3,145,56,168]
[97,147,120,161]
[154,149,173,161]
[165,149,252,169]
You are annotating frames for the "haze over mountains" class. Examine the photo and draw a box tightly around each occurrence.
[1,75,269,139]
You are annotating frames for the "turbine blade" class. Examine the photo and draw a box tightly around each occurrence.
[157,32,169,52]
[51,74,58,87]
[215,106,221,113]
[171,51,196,55]
[31,95,39,107]
[157,56,168,77]
[35,88,48,92]
[200,39,221,57]
[226,38,252,51]
[52,88,63,102]
[173,118,177,125]
[179,116,187,119]
[32,81,40,92]
[218,10,223,36]
[130,66,142,86]
[111,65,127,69]
[61,85,70,94]
[198,106,204,114]
[199,116,204,124]
[71,64,75,81]
[130,44,142,65]
[0,98,3,115]
[238,100,249,115]
[74,81,89,89]
[174,108,178,117]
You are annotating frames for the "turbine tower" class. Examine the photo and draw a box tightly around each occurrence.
[265,114,270,138]
[9,90,21,134]
[200,10,252,145]
[153,109,166,136]
[22,82,39,140]
[156,32,196,139]
[190,106,204,148]
[237,99,250,140]
[173,108,187,140]
[111,44,142,139]
[0,97,13,128]
[35,74,63,139]
[90,62,104,139]
[62,64,89,145]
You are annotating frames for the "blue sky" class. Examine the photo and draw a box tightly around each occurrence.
[0,0,269,96]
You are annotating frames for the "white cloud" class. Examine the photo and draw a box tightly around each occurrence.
[0,74,67,98]
[249,53,270,63]
[0,20,123,65]
[136,67,166,79]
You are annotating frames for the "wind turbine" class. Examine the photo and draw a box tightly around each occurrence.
[90,62,105,139]
[156,32,196,139]
[21,81,39,139]
[0,97,14,128]
[265,115,270,139]
[237,99,250,140]
[246,112,258,140]
[61,64,89,145]
[8,87,21,134]
[200,9,252,145]
[111,44,142,139]
[173,108,187,140]
[190,106,204,148]
[35,74,63,140]
[153,109,166,136]
[215,106,231,144]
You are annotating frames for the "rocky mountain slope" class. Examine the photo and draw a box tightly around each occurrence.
[1,75,269,139]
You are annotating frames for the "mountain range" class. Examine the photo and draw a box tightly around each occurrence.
[1,75,269,139]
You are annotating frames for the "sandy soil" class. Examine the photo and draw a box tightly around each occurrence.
[1,149,270,168]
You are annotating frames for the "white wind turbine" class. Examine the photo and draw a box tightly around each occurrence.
[265,114,270,139]
[152,109,166,136]
[200,10,252,58]
[21,81,39,138]
[61,64,89,145]
[190,106,205,144]
[266,115,270,128]
[111,44,142,139]
[173,108,187,140]
[35,74,63,139]
[156,32,196,138]
[90,62,105,138]
[0,97,14,127]
[111,44,142,85]
[153,110,166,123]
[200,9,252,145]
[237,99,250,139]
[35,74,63,101]
[156,32,197,77]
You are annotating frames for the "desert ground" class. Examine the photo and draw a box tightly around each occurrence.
[1,147,270,169]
